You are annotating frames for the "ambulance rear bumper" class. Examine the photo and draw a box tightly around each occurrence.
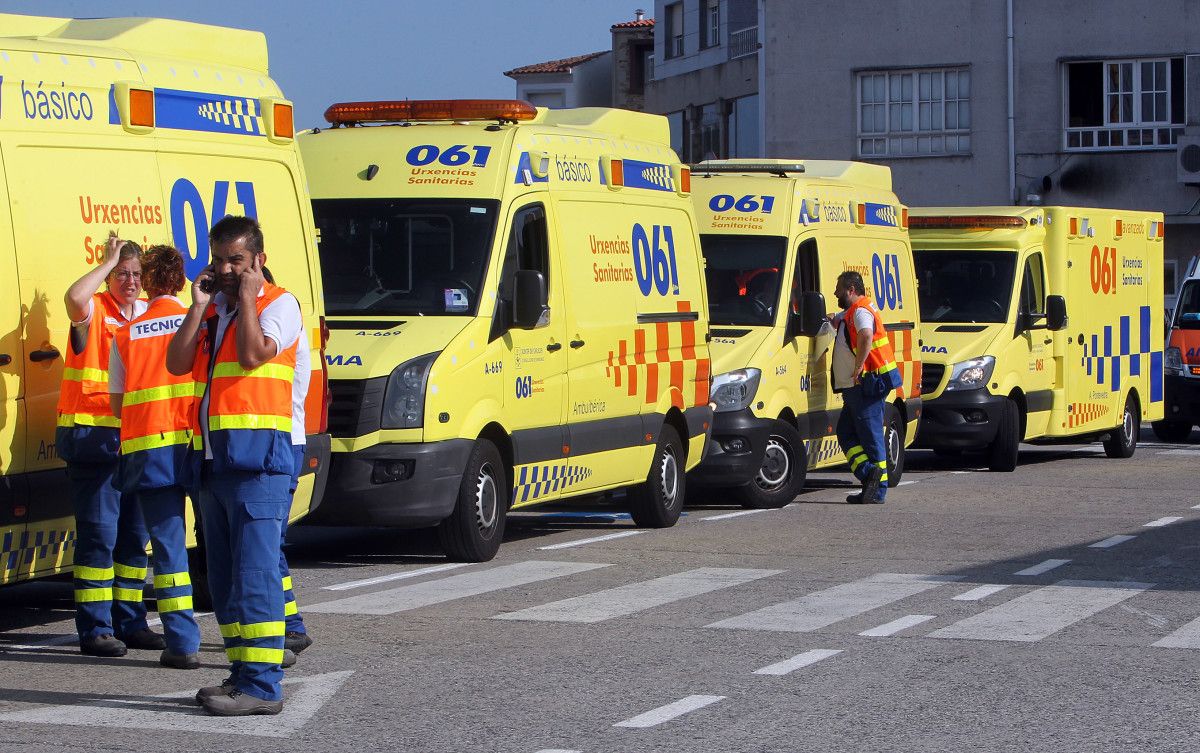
[306,439,473,527]
[1161,373,1200,424]
[914,389,1005,449]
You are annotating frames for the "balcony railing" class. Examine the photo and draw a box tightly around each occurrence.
[729,26,758,60]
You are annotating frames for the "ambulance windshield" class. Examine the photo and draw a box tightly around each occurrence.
[313,198,500,316]
[1173,279,1200,329]
[700,235,787,326]
[913,250,1017,324]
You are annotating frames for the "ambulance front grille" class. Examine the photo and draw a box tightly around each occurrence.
[921,363,945,395]
[327,378,385,438]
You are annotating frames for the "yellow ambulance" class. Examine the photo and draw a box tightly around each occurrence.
[911,207,1164,470]
[0,14,331,585]
[686,160,922,507]
[298,100,713,561]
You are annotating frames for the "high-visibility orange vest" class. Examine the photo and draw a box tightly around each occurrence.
[57,292,129,429]
[194,283,298,474]
[845,296,899,378]
[113,296,197,489]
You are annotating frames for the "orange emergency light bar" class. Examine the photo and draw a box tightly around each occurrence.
[324,99,538,125]
[909,215,1027,231]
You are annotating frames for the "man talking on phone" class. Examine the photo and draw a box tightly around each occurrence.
[167,216,302,716]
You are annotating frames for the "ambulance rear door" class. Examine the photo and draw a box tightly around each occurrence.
[0,141,29,581]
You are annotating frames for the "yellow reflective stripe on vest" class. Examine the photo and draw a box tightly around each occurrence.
[211,362,295,382]
[209,414,293,432]
[157,595,194,613]
[281,576,293,591]
[121,430,193,454]
[867,361,899,376]
[74,565,114,581]
[236,647,285,664]
[75,587,112,602]
[62,366,108,384]
[192,434,204,450]
[219,622,241,638]
[113,587,144,602]
[58,413,121,428]
[240,620,286,639]
[122,382,201,408]
[114,563,148,580]
[284,601,299,616]
[153,571,192,589]
[872,336,891,350]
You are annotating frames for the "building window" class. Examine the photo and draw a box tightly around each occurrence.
[630,43,653,94]
[667,111,687,162]
[1065,57,1185,150]
[699,102,722,160]
[728,94,759,157]
[701,0,720,49]
[1165,258,1179,297]
[526,91,565,109]
[665,2,684,59]
[857,67,970,158]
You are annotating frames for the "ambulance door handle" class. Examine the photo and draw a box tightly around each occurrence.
[546,342,562,352]
[1043,338,1053,345]
[30,348,60,363]
[0,354,9,366]
[570,339,586,349]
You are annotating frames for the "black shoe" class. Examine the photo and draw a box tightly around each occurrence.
[860,465,884,504]
[846,492,865,504]
[284,631,313,654]
[160,650,200,670]
[202,689,283,717]
[80,634,127,657]
[281,648,297,668]
[195,677,236,705]
[121,628,166,651]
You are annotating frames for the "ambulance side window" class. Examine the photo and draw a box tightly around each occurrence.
[790,238,820,313]
[493,204,550,338]
[1019,253,1046,317]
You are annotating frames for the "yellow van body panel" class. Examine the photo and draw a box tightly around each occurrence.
[0,15,328,585]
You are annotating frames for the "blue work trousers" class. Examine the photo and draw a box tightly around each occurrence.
[138,486,201,655]
[836,383,889,500]
[282,444,306,635]
[68,459,150,641]
[199,468,290,702]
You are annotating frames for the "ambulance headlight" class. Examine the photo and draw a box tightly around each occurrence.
[1166,347,1183,374]
[381,352,439,429]
[944,355,995,391]
[710,368,761,412]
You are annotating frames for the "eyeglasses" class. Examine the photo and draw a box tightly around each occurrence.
[113,271,142,281]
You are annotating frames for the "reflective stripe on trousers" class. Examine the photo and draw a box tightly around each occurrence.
[139,485,201,655]
[836,382,889,501]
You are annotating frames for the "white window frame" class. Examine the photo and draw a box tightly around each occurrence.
[1064,56,1184,151]
[702,0,720,49]
[856,66,971,158]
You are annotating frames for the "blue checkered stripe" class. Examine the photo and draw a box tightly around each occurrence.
[1,527,76,573]
[805,437,843,469]
[622,159,676,192]
[108,86,266,137]
[1080,305,1163,403]
[863,202,898,227]
[514,463,594,504]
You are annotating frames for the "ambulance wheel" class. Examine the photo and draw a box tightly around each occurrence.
[988,398,1020,472]
[1104,395,1139,459]
[438,439,507,562]
[629,425,685,527]
[884,405,905,485]
[736,420,806,509]
[1151,420,1192,443]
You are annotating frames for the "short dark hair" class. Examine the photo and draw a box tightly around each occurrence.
[837,270,865,296]
[141,245,186,297]
[209,215,263,254]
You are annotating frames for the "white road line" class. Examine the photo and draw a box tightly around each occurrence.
[1144,516,1183,528]
[1014,559,1071,576]
[858,614,936,637]
[706,573,960,633]
[537,530,644,550]
[323,563,471,591]
[613,695,725,728]
[929,579,1152,642]
[2,612,215,651]
[953,584,1011,601]
[1192,504,1200,510]
[896,480,918,486]
[753,648,843,676]
[495,567,782,624]
[533,750,581,753]
[1153,616,1200,648]
[1159,449,1200,455]
[1090,535,1137,549]
[702,509,768,522]
[305,560,609,615]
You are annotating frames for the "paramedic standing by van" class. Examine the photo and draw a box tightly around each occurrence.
[831,271,901,504]
[167,216,301,716]
[59,235,164,657]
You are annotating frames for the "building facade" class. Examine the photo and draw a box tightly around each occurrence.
[611,13,656,112]
[504,51,612,109]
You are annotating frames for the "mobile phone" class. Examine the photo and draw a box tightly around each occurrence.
[199,277,214,294]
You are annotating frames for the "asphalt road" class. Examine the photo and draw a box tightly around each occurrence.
[2,430,1200,752]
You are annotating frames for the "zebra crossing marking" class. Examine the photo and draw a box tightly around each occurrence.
[1014,559,1071,576]
[929,579,1152,643]
[753,648,843,676]
[305,561,609,616]
[494,567,782,624]
[953,584,1011,601]
[859,614,936,637]
[1152,616,1200,649]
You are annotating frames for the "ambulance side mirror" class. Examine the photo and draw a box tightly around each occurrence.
[1045,295,1068,331]
[512,270,549,329]
[789,291,827,339]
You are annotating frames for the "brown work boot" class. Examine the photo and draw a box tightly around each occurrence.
[284,631,313,654]
[159,650,200,670]
[202,690,283,716]
[121,628,166,650]
[80,634,127,657]
[194,677,236,705]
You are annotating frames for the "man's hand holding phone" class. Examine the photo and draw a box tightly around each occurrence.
[193,264,215,309]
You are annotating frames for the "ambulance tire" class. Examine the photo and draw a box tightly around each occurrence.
[629,425,685,527]
[1151,420,1191,443]
[883,405,905,485]
[736,420,806,509]
[437,439,507,562]
[988,398,1020,472]
[1104,395,1139,459]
